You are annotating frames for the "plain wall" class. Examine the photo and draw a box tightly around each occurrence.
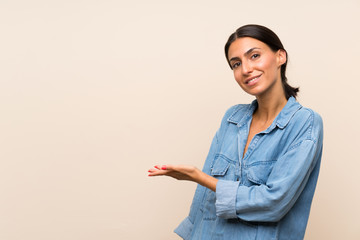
[1,0,359,239]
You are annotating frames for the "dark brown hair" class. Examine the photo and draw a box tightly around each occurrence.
[225,24,299,99]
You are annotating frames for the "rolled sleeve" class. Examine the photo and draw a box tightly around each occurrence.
[215,180,240,219]
[174,217,193,240]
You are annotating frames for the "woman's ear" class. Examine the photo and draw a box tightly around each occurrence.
[277,49,287,66]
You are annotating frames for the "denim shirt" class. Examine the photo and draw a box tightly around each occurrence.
[174,97,323,240]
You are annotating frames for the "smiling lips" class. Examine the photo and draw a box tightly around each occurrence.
[245,74,262,86]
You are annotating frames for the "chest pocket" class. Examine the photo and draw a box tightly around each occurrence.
[211,156,230,176]
[245,160,277,185]
[211,154,239,181]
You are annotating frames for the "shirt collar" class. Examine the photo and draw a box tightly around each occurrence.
[227,97,302,130]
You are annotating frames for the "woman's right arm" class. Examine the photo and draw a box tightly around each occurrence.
[173,130,219,239]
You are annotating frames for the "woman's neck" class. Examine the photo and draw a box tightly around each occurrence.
[254,92,287,123]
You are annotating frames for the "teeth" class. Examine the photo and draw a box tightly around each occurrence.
[248,76,259,83]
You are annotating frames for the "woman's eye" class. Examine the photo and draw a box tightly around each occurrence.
[232,62,241,69]
[251,53,260,59]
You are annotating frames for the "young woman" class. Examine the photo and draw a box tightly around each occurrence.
[148,24,323,240]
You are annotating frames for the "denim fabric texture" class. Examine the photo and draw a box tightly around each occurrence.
[174,97,323,240]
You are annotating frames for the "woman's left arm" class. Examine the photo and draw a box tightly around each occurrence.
[216,137,323,222]
[215,111,324,222]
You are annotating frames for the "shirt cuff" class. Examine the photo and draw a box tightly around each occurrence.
[215,180,240,219]
[174,216,193,240]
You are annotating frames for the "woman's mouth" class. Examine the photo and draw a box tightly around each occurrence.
[245,74,262,86]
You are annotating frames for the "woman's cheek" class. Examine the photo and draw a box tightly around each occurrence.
[259,55,277,71]
[234,70,243,82]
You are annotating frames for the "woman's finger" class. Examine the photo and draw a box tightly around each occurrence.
[148,167,169,176]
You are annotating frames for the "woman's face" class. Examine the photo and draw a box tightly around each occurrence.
[227,37,286,98]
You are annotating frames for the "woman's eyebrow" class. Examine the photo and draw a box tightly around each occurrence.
[229,56,241,62]
[244,47,260,56]
[229,47,261,62]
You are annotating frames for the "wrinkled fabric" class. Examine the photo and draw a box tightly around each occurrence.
[175,97,323,240]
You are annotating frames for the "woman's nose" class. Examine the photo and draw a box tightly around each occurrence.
[242,61,253,74]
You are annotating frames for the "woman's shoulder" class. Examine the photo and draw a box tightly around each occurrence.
[220,103,253,125]
[224,103,251,117]
[288,104,324,142]
[293,105,323,127]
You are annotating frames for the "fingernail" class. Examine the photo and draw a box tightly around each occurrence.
[161,166,167,170]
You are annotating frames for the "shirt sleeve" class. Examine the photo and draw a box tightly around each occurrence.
[215,137,323,222]
[174,130,219,239]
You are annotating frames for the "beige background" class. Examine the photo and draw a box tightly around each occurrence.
[1,0,359,239]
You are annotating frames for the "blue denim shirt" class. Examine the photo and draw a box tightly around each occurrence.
[174,97,323,240]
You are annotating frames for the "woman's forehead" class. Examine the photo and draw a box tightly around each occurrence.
[228,37,268,58]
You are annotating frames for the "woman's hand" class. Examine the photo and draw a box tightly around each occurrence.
[148,164,218,192]
[148,165,198,181]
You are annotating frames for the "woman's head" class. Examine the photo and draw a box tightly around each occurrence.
[225,24,299,99]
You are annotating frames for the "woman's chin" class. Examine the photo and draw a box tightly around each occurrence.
[242,87,264,97]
